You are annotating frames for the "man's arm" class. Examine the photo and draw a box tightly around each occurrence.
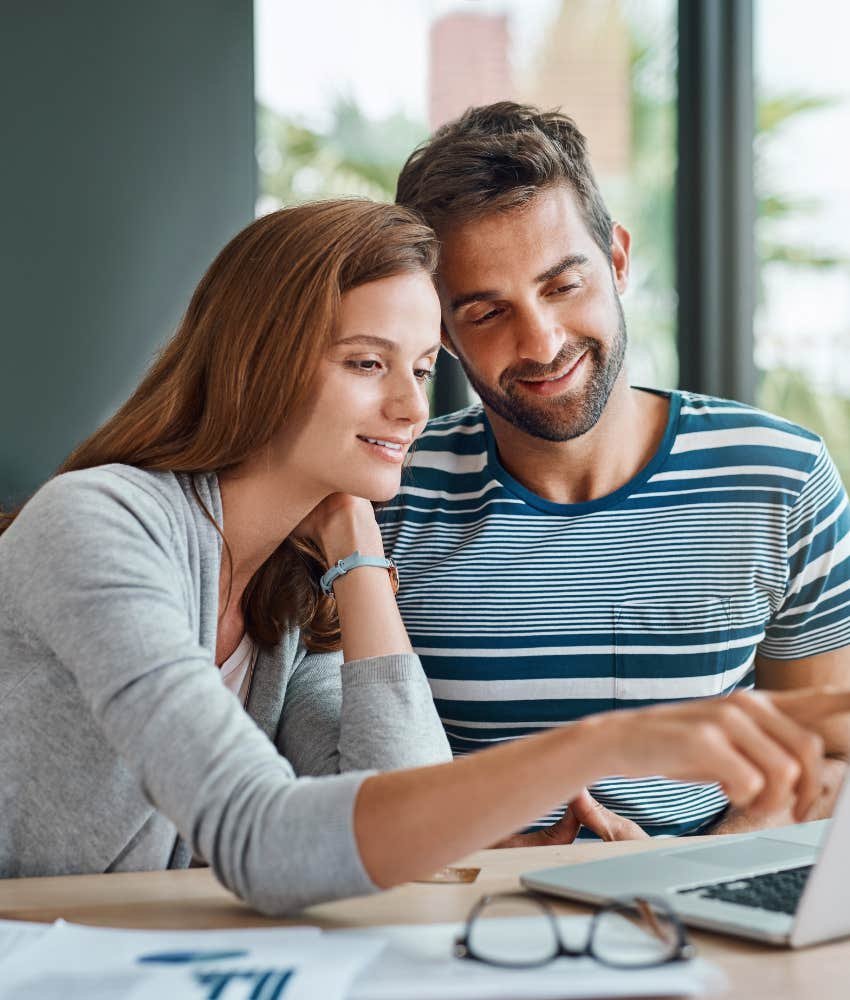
[708,648,850,834]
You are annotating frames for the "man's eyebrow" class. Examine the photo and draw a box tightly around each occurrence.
[449,290,499,313]
[334,334,441,355]
[534,253,590,284]
[449,253,591,312]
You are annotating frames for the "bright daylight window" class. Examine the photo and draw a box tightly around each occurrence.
[254,0,678,392]
[755,0,850,485]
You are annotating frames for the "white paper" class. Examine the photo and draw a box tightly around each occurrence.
[0,919,51,962]
[0,921,384,1000]
[341,915,726,1000]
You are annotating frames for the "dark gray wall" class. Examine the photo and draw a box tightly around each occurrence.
[0,1,255,505]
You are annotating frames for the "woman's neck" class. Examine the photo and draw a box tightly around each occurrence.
[216,449,325,609]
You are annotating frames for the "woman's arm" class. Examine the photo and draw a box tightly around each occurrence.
[353,688,850,889]
[281,492,452,774]
[296,493,415,662]
[278,648,451,774]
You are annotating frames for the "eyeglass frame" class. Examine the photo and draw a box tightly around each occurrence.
[453,891,697,970]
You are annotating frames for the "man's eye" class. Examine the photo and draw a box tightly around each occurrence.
[414,368,435,383]
[470,308,501,326]
[550,283,579,295]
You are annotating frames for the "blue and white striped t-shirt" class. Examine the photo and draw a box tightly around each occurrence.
[379,390,850,836]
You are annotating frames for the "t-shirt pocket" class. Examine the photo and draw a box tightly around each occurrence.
[613,596,732,703]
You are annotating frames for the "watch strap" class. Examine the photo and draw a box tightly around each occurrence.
[319,550,399,597]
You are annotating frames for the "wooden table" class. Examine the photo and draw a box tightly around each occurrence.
[2,837,849,998]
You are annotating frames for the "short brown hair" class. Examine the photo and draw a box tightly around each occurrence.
[1,200,438,652]
[396,101,613,260]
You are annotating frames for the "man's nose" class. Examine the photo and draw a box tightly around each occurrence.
[513,307,565,365]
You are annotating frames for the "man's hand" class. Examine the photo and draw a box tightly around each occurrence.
[492,788,649,847]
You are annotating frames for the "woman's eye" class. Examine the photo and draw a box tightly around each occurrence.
[346,359,382,373]
[414,368,435,384]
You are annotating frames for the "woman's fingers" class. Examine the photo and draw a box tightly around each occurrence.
[712,699,815,817]
[614,687,850,818]
[689,713,784,809]
[726,692,825,820]
[765,687,850,730]
[680,688,847,819]
[640,701,807,814]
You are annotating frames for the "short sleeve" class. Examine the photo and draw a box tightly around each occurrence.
[761,441,850,658]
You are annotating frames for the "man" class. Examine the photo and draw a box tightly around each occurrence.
[382,101,850,843]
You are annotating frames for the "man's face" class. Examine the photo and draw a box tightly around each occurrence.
[437,185,630,442]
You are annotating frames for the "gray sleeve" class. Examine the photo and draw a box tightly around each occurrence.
[7,474,378,916]
[277,649,453,776]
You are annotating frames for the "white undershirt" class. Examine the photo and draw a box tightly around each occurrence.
[218,633,255,705]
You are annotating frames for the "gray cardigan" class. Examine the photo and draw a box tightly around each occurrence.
[0,466,451,914]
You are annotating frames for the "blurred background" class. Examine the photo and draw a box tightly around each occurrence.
[2,0,849,506]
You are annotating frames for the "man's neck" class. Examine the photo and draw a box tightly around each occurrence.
[485,381,671,505]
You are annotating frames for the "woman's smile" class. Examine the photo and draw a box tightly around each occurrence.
[356,434,412,464]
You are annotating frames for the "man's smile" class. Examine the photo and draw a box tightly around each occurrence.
[513,350,588,397]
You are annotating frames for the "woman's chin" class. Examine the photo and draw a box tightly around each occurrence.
[369,483,402,503]
[338,474,401,504]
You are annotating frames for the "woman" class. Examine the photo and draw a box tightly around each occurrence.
[0,200,846,915]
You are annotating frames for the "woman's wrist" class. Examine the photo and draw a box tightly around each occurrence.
[313,507,385,566]
[558,712,624,786]
[319,529,385,568]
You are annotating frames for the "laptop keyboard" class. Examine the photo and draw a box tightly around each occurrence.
[677,865,813,915]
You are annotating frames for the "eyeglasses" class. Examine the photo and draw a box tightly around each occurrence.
[454,892,696,970]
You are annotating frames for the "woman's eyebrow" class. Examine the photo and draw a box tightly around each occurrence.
[335,335,442,356]
[335,334,398,350]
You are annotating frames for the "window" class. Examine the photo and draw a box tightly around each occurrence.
[754,0,850,484]
[255,0,678,395]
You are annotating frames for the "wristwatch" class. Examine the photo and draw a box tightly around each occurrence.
[319,550,400,598]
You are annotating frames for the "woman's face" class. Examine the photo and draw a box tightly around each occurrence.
[286,269,442,503]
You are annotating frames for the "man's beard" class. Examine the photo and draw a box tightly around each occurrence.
[458,296,627,443]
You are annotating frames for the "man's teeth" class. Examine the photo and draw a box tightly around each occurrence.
[362,437,402,450]
[545,353,585,380]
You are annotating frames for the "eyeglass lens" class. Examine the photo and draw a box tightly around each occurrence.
[591,899,681,966]
[467,896,559,966]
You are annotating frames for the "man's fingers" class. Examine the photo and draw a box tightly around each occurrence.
[539,806,581,845]
[568,789,649,842]
[494,801,583,848]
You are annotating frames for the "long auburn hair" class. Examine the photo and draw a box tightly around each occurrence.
[0,199,439,652]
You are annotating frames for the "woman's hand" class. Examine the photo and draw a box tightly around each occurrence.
[354,687,850,891]
[601,688,850,823]
[295,494,409,661]
[293,494,384,567]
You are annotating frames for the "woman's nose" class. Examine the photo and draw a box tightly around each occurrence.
[384,376,430,425]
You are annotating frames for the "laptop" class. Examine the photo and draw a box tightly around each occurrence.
[520,768,850,948]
